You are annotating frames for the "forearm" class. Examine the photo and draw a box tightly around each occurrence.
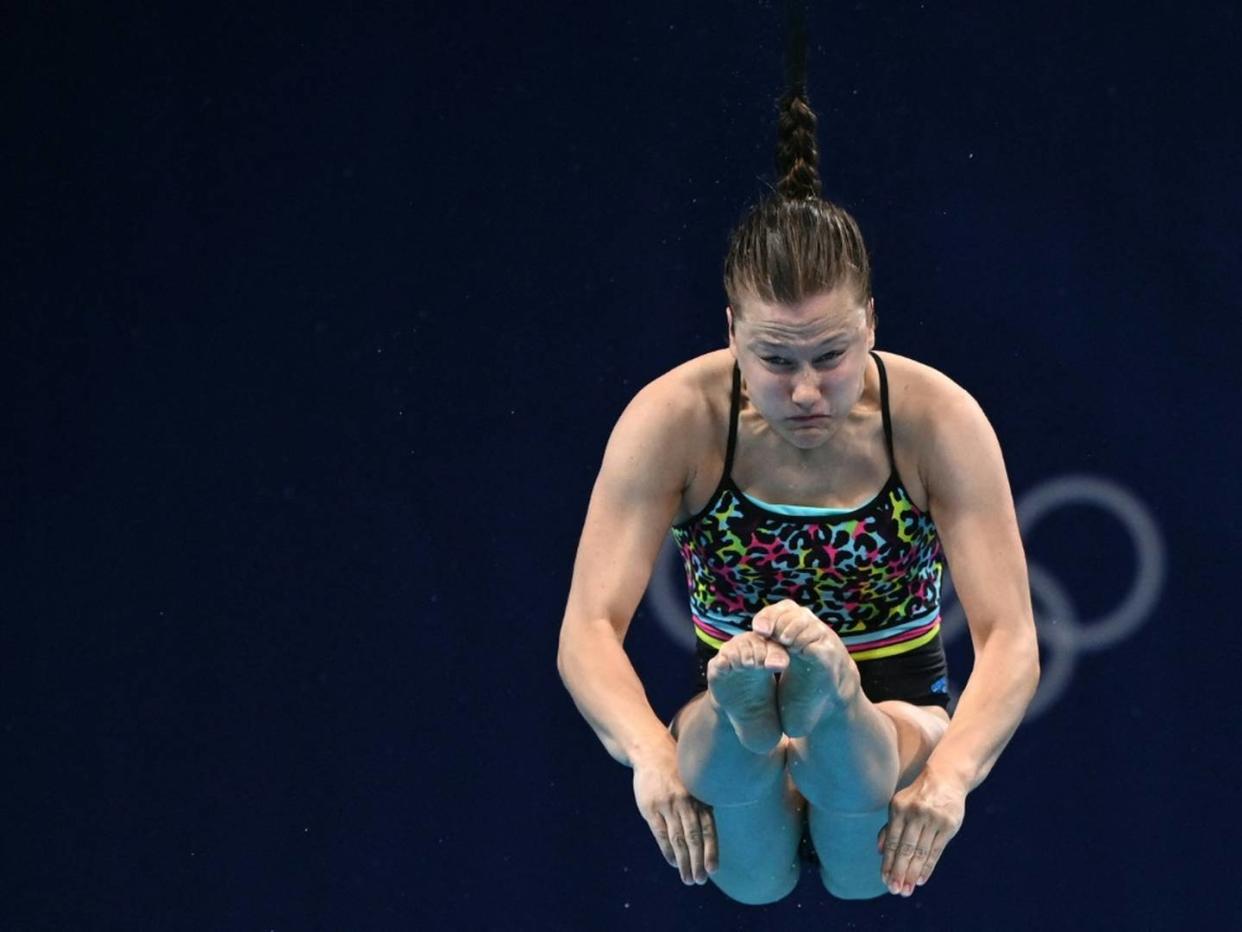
[924,630,1040,793]
[557,619,676,770]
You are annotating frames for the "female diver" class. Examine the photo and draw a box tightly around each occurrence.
[556,32,1038,904]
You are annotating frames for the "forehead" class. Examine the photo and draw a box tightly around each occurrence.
[738,289,867,344]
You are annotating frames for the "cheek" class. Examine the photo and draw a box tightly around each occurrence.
[749,373,780,402]
[747,372,792,413]
[823,366,855,391]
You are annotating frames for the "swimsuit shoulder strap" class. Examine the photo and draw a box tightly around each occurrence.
[724,360,740,479]
[870,350,896,471]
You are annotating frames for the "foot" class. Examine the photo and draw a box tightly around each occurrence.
[705,632,789,754]
[774,623,859,739]
[751,601,861,738]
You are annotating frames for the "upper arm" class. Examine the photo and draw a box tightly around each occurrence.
[921,382,1036,654]
[559,376,698,646]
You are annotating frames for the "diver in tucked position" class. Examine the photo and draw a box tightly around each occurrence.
[556,33,1038,904]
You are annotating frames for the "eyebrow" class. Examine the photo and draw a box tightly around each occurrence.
[752,334,847,348]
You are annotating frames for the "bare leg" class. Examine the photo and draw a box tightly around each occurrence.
[803,699,950,898]
[673,633,805,905]
[772,624,950,898]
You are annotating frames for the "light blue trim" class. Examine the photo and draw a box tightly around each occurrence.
[740,490,864,516]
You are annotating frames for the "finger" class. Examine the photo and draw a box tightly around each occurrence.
[650,814,677,868]
[905,827,941,890]
[880,810,907,882]
[889,820,931,895]
[915,831,946,887]
[662,809,692,883]
[700,806,719,875]
[675,799,706,884]
[906,826,940,893]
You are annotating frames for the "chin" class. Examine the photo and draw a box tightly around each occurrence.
[784,430,826,449]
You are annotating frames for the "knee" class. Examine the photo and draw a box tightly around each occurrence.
[712,863,801,905]
[676,734,790,808]
[818,866,888,901]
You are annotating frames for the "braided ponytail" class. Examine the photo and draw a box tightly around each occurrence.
[776,1,820,200]
[724,1,871,320]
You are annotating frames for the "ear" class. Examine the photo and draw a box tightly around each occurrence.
[726,307,736,355]
[866,298,876,349]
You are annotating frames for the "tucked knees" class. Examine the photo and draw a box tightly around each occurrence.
[703,771,806,905]
[819,865,888,900]
[711,860,801,905]
[709,853,889,903]
[806,805,891,900]
[707,849,890,903]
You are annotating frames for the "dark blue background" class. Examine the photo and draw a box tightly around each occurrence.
[9,2,1239,929]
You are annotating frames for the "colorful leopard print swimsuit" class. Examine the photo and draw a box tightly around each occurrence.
[670,351,951,710]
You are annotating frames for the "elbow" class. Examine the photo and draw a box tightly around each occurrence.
[1022,621,1040,677]
[975,620,1041,681]
[556,623,583,684]
[556,636,572,683]
[557,616,618,681]
[1015,626,1041,699]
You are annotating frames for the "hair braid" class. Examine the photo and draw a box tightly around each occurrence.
[776,1,821,200]
[722,1,872,319]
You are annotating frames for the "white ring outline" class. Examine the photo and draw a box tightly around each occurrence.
[1013,474,1166,651]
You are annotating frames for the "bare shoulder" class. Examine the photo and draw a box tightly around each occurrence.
[623,350,724,438]
[878,351,996,484]
[877,351,1007,511]
[877,351,982,431]
[608,350,728,491]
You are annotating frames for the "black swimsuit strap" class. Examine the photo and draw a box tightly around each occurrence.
[724,360,741,480]
[870,350,897,471]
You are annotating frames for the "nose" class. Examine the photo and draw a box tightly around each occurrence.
[790,367,822,407]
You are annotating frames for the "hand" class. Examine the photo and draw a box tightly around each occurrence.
[633,754,718,885]
[876,767,966,896]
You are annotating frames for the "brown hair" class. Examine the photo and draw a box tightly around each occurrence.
[723,12,872,325]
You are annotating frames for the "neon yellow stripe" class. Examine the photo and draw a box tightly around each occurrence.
[695,626,725,650]
[851,624,939,662]
[696,620,939,660]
